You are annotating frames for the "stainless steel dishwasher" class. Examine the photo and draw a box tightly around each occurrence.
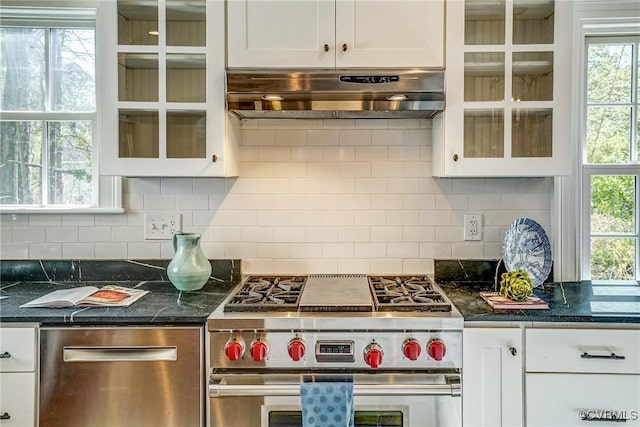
[40,326,203,427]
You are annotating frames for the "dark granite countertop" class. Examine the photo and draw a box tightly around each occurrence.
[0,280,238,325]
[439,281,640,324]
[0,259,241,325]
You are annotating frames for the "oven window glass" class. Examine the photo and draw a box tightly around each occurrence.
[269,411,403,426]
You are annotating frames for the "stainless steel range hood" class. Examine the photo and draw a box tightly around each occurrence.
[226,69,445,119]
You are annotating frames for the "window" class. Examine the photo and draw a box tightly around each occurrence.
[0,5,120,211]
[582,36,640,281]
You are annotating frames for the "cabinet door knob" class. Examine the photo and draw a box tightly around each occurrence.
[341,43,348,52]
[211,154,218,163]
[509,347,517,356]
[452,154,459,162]
[323,43,329,52]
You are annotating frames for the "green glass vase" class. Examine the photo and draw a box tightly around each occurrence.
[167,233,211,291]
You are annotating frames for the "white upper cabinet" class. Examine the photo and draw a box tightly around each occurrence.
[433,0,572,177]
[99,0,239,177]
[227,0,444,68]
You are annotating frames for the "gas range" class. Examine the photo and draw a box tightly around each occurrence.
[207,274,462,371]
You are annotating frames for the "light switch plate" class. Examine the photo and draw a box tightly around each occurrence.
[464,214,482,241]
[144,213,182,240]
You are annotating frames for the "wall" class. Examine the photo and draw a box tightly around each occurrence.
[0,119,552,274]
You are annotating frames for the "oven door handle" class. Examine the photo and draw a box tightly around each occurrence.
[209,376,461,397]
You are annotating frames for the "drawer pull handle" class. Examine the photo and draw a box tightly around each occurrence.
[581,352,625,360]
[0,412,10,420]
[0,352,10,359]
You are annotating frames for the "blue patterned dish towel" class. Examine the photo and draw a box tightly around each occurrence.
[300,381,355,427]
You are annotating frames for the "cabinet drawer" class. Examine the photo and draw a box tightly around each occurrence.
[0,327,37,372]
[526,374,640,426]
[526,329,640,373]
[0,372,37,427]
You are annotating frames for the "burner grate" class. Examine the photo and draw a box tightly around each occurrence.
[224,276,306,312]
[368,276,452,312]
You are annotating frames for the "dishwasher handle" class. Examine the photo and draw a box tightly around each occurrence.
[63,346,177,362]
[210,376,461,397]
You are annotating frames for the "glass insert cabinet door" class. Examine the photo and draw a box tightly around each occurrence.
[116,0,207,160]
[462,0,556,161]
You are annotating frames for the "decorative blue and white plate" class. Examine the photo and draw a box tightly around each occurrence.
[502,217,552,288]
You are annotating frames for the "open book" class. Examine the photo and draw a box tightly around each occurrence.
[20,285,149,308]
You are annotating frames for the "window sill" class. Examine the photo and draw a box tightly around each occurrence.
[0,207,125,214]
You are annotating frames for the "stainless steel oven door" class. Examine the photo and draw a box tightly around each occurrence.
[209,372,460,427]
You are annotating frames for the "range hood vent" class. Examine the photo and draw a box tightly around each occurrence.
[226,69,445,120]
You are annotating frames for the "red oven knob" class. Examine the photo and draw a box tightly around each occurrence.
[224,340,244,361]
[403,339,421,361]
[288,339,306,361]
[428,339,446,361]
[250,341,268,362]
[364,343,384,369]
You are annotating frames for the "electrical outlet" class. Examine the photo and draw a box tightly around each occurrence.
[464,214,482,241]
[144,213,182,240]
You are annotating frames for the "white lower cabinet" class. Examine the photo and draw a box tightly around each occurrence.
[527,374,640,426]
[526,327,640,426]
[462,327,523,427]
[0,324,38,427]
[0,373,37,426]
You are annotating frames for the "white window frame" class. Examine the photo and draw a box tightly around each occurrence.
[0,2,122,214]
[557,1,640,282]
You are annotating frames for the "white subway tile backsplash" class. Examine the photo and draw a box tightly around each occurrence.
[7,122,552,271]
[79,227,112,243]
[338,227,371,243]
[372,130,403,146]
[259,146,291,162]
[144,195,177,211]
[275,130,307,146]
[451,243,485,258]
[13,227,45,243]
[370,259,404,274]
[388,146,420,161]
[402,129,430,146]
[161,178,193,194]
[356,119,387,129]
[193,178,226,194]
[112,227,144,243]
[306,259,338,273]
[371,226,402,243]
[387,211,419,226]
[95,243,128,259]
[322,211,355,226]
[1,243,28,259]
[241,162,275,177]
[46,227,78,243]
[307,129,339,146]
[354,243,386,258]
[63,243,95,259]
[338,259,370,273]
[323,119,355,129]
[29,215,62,227]
[339,129,371,146]
[177,194,210,210]
[273,227,307,243]
[29,243,62,259]
[354,210,387,226]
[289,243,322,259]
[243,129,275,146]
[387,243,419,258]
